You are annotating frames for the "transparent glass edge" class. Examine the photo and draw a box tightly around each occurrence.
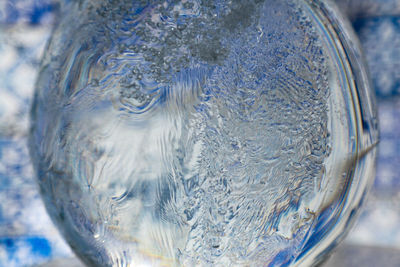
[294,0,378,266]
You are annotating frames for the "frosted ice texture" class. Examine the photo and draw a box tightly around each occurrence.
[29,0,367,266]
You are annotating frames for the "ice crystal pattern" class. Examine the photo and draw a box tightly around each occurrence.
[30,0,376,266]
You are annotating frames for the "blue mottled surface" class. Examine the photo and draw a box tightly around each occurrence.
[0,0,399,266]
[0,0,56,25]
[0,1,72,266]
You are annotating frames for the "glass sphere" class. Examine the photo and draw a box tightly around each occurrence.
[29,0,378,266]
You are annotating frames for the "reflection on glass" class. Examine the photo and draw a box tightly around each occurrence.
[29,0,378,266]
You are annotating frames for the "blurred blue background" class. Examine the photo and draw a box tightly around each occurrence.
[0,0,399,266]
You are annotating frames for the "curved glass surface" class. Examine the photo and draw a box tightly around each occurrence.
[29,0,378,266]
